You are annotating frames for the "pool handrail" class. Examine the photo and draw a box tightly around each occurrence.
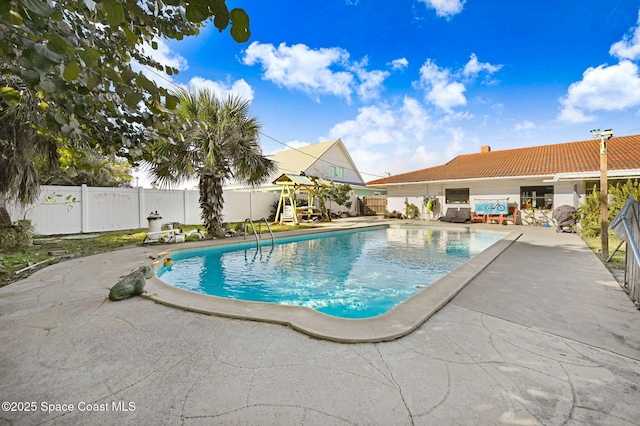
[243,218,259,246]
[243,218,275,247]
[258,218,275,245]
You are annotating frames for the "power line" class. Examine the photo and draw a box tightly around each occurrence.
[139,63,181,90]
[139,64,387,179]
[259,132,387,179]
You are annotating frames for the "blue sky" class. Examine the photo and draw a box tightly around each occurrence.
[135,0,640,185]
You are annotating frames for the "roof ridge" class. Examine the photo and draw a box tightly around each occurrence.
[456,137,598,157]
[367,134,640,185]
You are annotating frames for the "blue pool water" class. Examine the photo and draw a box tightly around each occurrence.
[157,226,505,319]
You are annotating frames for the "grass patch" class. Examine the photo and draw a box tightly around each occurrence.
[239,222,316,234]
[0,222,318,287]
[581,233,626,269]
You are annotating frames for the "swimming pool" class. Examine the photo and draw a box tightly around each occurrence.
[157,226,506,319]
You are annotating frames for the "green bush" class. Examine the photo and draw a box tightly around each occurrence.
[405,203,420,219]
[326,184,353,210]
[268,200,280,222]
[0,221,33,253]
[578,179,640,237]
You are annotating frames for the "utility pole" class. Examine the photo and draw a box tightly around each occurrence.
[591,129,613,260]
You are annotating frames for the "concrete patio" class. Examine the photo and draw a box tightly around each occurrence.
[1,220,639,425]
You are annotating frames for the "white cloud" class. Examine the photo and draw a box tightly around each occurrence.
[415,60,467,112]
[131,39,256,105]
[440,110,473,122]
[325,97,465,177]
[356,69,389,101]
[558,61,640,123]
[388,58,409,71]
[132,38,189,89]
[184,77,255,102]
[557,106,593,123]
[462,53,502,83]
[327,97,432,150]
[148,38,189,73]
[413,54,501,112]
[328,104,403,147]
[419,0,465,18]
[610,11,640,60]
[242,42,354,101]
[515,120,535,131]
[559,11,640,122]
[266,140,310,156]
[241,42,391,103]
[349,57,390,101]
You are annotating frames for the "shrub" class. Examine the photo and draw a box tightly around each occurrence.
[326,184,353,211]
[268,200,281,222]
[405,203,420,219]
[0,221,33,253]
[578,179,640,237]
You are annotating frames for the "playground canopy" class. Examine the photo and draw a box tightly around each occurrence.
[272,174,331,224]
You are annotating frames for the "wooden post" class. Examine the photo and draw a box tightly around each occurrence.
[600,136,609,260]
[81,184,88,233]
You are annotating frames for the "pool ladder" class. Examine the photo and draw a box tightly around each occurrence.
[243,218,274,247]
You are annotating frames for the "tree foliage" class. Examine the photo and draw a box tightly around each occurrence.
[0,77,58,206]
[0,0,249,205]
[578,179,640,237]
[305,177,332,222]
[325,183,353,210]
[37,147,133,187]
[0,0,250,160]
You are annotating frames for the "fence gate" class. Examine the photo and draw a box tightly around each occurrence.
[359,196,387,215]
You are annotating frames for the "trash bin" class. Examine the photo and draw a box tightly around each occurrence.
[147,211,162,234]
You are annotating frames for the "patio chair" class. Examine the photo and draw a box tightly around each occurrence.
[438,208,458,222]
[485,212,503,224]
[450,207,471,223]
[470,211,486,223]
[498,207,519,225]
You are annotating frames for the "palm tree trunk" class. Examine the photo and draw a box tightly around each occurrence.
[199,172,226,238]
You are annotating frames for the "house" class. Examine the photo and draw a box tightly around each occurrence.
[269,139,365,186]
[227,139,377,192]
[367,134,640,223]
[225,138,385,215]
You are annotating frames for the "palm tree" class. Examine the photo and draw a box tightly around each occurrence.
[145,88,276,237]
[0,76,59,209]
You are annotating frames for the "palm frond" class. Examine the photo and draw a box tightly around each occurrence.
[146,87,273,230]
[0,76,59,205]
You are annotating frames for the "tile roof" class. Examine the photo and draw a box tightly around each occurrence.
[367,134,640,185]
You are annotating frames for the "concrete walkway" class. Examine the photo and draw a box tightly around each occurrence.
[1,222,639,425]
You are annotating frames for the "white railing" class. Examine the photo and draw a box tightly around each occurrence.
[6,185,279,236]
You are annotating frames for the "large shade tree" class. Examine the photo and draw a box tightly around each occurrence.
[145,89,276,237]
[0,0,249,206]
[36,147,133,187]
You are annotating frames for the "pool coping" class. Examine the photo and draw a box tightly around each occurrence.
[143,225,522,343]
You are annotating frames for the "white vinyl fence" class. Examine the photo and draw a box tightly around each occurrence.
[6,185,279,236]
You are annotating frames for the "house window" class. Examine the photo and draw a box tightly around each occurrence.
[520,186,554,209]
[445,188,469,204]
[584,181,601,193]
[328,166,344,178]
[585,179,637,194]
